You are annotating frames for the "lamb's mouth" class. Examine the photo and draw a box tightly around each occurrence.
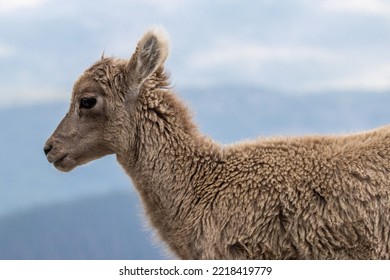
[53,154,75,172]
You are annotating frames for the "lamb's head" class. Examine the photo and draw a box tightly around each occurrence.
[44,29,169,172]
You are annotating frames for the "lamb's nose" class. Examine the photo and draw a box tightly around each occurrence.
[44,144,52,156]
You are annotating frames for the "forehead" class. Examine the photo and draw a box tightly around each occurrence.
[72,72,102,97]
[72,58,122,98]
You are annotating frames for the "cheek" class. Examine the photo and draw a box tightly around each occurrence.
[102,117,132,150]
[73,127,114,158]
[71,117,105,146]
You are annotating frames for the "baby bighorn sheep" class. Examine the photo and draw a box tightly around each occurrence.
[44,29,390,259]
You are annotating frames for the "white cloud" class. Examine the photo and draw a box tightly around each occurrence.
[0,86,68,108]
[0,0,47,13]
[0,43,15,58]
[132,0,191,15]
[189,43,339,68]
[188,40,340,72]
[180,41,343,90]
[183,39,390,93]
[304,63,390,92]
[320,0,390,17]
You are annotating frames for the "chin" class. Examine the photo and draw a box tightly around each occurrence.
[53,156,78,172]
[54,155,103,172]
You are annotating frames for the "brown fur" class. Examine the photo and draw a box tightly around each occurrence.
[44,29,390,259]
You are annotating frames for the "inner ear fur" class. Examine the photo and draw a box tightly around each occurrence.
[127,28,169,88]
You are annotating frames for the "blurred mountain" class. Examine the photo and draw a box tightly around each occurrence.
[0,190,169,260]
[180,87,390,142]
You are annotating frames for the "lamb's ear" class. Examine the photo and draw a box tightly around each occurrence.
[127,28,169,90]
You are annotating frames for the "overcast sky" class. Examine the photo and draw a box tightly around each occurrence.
[1,0,390,107]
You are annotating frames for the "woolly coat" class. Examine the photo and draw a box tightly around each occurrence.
[116,71,390,259]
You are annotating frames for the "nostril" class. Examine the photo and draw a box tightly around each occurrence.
[44,144,52,156]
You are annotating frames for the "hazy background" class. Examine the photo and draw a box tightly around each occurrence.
[1,0,390,259]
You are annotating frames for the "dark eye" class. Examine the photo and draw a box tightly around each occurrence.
[80,97,97,109]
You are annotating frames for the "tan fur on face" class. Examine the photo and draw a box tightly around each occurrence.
[45,29,390,259]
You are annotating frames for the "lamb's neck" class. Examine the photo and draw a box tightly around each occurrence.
[117,112,223,239]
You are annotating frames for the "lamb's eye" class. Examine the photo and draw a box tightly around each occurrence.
[80,97,97,109]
